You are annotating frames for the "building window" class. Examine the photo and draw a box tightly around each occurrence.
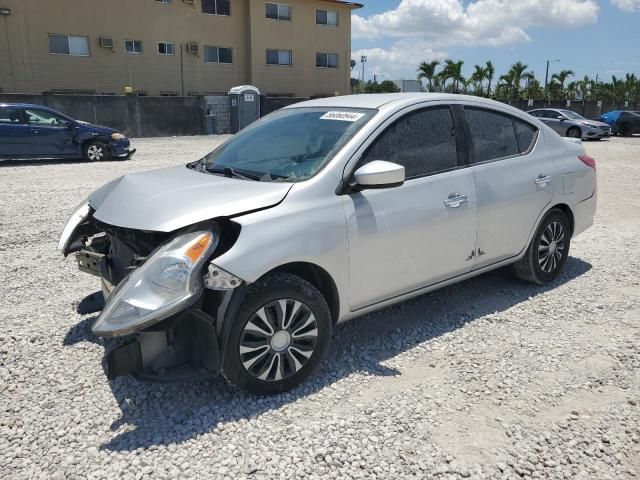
[48,35,90,56]
[125,40,143,54]
[266,49,292,66]
[202,0,230,16]
[316,9,338,26]
[266,3,291,21]
[158,42,175,55]
[316,52,338,69]
[204,46,233,64]
[156,0,171,3]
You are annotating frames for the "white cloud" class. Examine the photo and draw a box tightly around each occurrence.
[351,0,600,80]
[610,0,640,11]
[353,0,599,47]
[352,41,448,80]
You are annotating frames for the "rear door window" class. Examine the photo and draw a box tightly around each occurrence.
[0,107,26,124]
[464,107,537,163]
[361,106,459,178]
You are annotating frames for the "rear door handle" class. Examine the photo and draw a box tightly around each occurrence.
[444,193,468,208]
[535,175,552,187]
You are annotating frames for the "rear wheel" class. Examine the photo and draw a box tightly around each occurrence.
[513,210,571,285]
[221,273,332,394]
[83,141,111,162]
[566,127,581,138]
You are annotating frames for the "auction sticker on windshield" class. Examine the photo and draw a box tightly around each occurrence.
[320,111,366,122]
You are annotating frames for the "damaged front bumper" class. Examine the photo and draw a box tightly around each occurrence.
[62,209,244,382]
[105,306,221,381]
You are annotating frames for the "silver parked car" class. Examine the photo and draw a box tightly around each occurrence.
[59,94,597,394]
[528,108,611,139]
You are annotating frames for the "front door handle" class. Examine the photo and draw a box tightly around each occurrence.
[535,175,552,187]
[444,193,468,208]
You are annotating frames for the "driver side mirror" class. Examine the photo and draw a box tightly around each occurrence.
[557,115,565,121]
[352,160,405,190]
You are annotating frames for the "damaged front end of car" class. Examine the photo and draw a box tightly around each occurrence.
[59,203,244,382]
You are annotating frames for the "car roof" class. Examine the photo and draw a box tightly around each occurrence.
[0,103,52,109]
[284,93,507,111]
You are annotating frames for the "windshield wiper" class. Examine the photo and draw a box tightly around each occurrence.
[207,166,262,181]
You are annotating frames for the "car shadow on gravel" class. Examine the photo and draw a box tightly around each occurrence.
[79,256,591,452]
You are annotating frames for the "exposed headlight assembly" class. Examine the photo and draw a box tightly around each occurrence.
[58,202,91,253]
[111,132,126,141]
[92,229,217,337]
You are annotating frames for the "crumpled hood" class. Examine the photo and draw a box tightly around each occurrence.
[90,166,293,232]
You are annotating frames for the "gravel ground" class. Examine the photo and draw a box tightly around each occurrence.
[1,135,639,480]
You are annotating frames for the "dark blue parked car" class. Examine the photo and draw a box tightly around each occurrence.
[0,103,135,161]
[599,110,640,137]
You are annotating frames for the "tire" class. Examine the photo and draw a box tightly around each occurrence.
[513,209,571,285]
[566,127,581,138]
[83,141,111,162]
[618,123,632,137]
[221,272,332,394]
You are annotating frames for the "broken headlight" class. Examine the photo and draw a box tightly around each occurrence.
[92,229,217,337]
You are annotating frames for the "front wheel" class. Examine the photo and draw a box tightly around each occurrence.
[83,141,111,162]
[221,273,332,394]
[566,127,581,138]
[618,123,632,137]
[513,210,571,285]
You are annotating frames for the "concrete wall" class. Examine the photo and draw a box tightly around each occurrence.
[204,96,231,134]
[501,99,640,119]
[0,94,205,137]
[2,94,635,138]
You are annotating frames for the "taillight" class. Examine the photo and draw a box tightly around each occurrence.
[578,154,596,171]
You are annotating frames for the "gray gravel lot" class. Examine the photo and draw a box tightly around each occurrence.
[1,135,639,479]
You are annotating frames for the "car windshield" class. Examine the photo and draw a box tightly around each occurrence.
[560,110,584,120]
[201,107,375,182]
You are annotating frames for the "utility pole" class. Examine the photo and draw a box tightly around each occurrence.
[361,56,367,85]
[544,59,560,92]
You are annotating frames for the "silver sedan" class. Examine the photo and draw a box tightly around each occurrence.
[59,93,597,393]
[528,108,611,139]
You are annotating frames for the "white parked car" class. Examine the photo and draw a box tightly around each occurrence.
[59,93,597,393]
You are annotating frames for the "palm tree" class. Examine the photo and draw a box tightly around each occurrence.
[551,69,575,99]
[441,59,465,93]
[625,73,639,102]
[576,75,592,100]
[485,61,495,98]
[470,64,487,95]
[500,61,529,99]
[417,60,440,92]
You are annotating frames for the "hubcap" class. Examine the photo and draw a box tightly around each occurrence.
[87,145,103,161]
[538,221,565,273]
[239,299,318,382]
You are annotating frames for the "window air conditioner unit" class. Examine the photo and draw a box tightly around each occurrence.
[186,42,199,54]
[99,37,114,49]
[183,0,195,4]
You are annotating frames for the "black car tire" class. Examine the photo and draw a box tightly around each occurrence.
[513,209,571,285]
[618,122,632,137]
[83,141,111,162]
[221,272,332,394]
[566,127,581,138]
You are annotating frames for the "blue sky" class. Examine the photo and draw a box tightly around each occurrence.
[350,0,640,84]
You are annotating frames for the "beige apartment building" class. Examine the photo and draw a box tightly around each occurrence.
[0,0,361,97]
